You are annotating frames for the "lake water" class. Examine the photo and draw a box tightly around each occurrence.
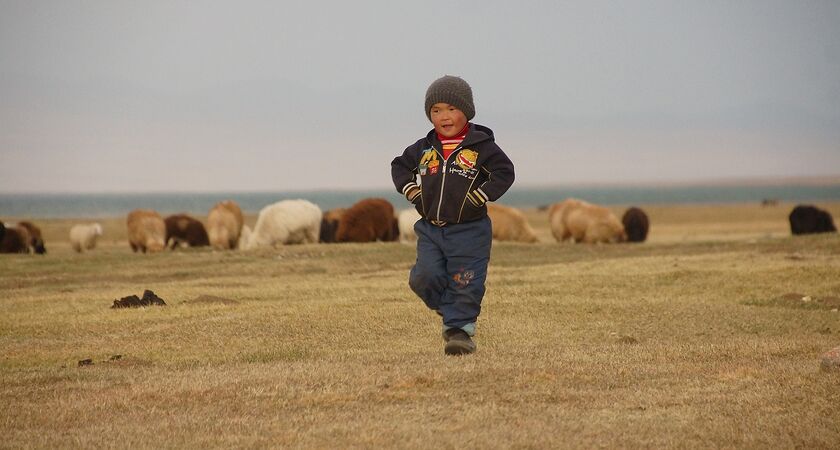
[2,184,840,218]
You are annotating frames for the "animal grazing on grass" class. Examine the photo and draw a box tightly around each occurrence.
[69,223,104,253]
[17,221,46,254]
[0,224,31,254]
[397,208,422,244]
[126,209,166,253]
[622,207,650,243]
[164,214,209,249]
[548,198,582,243]
[241,199,321,249]
[486,203,538,243]
[549,198,627,244]
[207,200,244,250]
[319,208,346,243]
[335,198,398,243]
[789,205,836,235]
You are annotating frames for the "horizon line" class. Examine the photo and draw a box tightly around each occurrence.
[1,174,839,196]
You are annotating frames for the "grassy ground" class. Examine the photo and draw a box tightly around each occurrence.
[2,202,840,448]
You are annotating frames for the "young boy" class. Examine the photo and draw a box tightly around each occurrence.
[391,75,515,355]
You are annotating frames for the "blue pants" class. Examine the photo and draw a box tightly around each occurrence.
[409,216,492,334]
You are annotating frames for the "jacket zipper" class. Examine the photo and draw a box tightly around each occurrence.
[436,145,462,223]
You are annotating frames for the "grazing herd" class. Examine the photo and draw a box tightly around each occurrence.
[0,200,836,255]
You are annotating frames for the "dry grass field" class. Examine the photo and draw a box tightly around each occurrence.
[2,202,840,448]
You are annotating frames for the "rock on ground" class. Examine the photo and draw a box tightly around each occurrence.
[821,345,840,372]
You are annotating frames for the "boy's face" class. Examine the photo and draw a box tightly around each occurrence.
[430,103,468,138]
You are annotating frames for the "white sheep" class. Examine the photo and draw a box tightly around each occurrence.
[69,223,104,253]
[397,208,422,244]
[241,199,322,249]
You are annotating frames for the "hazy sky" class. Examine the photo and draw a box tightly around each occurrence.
[1,0,839,193]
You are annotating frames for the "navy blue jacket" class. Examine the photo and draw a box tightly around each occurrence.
[391,123,515,224]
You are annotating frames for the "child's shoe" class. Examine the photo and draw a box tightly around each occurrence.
[443,328,476,355]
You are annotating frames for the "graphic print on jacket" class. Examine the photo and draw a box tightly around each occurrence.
[391,123,515,225]
[419,148,440,176]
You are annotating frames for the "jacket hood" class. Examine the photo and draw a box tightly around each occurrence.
[426,123,495,148]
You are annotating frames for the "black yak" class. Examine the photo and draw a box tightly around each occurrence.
[622,207,650,243]
[789,205,836,235]
[164,214,210,249]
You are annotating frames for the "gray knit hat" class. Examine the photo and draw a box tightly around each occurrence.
[424,75,475,121]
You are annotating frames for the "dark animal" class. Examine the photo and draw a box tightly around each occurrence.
[622,207,650,243]
[789,205,837,235]
[335,198,398,243]
[112,290,167,308]
[17,221,46,254]
[0,225,30,254]
[319,208,346,243]
[0,222,4,242]
[164,214,210,249]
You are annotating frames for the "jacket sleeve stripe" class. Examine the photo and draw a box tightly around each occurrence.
[402,182,419,196]
[466,192,477,206]
[466,190,486,207]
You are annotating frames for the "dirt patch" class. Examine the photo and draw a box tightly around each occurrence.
[745,293,840,311]
[103,355,154,368]
[779,292,808,301]
[74,354,153,368]
[780,293,840,308]
[200,282,251,288]
[785,254,807,261]
[617,335,639,345]
[183,294,239,305]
